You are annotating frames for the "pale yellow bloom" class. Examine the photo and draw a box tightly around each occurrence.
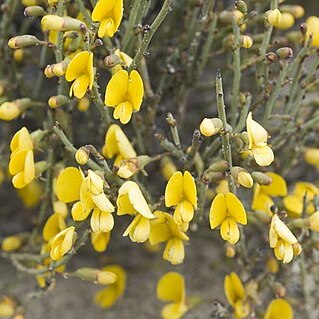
[105,70,144,124]
[94,265,126,308]
[92,0,123,38]
[246,112,274,166]
[269,214,298,263]
[165,171,197,226]
[157,272,188,319]
[65,51,94,99]
[210,193,247,244]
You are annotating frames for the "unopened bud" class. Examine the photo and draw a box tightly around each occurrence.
[219,10,244,25]
[251,171,273,185]
[266,256,279,273]
[241,35,253,49]
[239,131,249,145]
[0,98,31,121]
[75,147,90,165]
[13,48,24,62]
[8,35,44,49]
[24,5,46,16]
[117,155,153,179]
[73,268,117,285]
[280,5,305,19]
[207,160,229,173]
[292,243,302,256]
[161,157,177,181]
[202,171,224,183]
[266,52,278,63]
[232,166,253,188]
[48,95,69,108]
[276,47,293,59]
[41,15,87,32]
[223,34,235,49]
[225,244,236,258]
[265,9,282,27]
[199,118,223,137]
[77,97,90,112]
[44,59,69,78]
[276,12,295,30]
[273,282,286,298]
[104,54,121,68]
[235,1,247,14]
[309,211,319,232]
[1,236,22,252]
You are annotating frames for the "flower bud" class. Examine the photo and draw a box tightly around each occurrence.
[276,47,293,59]
[276,12,295,30]
[161,157,177,181]
[0,296,16,318]
[251,171,273,185]
[117,155,153,179]
[24,5,46,17]
[104,54,121,68]
[219,10,244,25]
[8,35,44,49]
[73,268,117,285]
[225,244,236,258]
[207,160,229,173]
[304,147,319,168]
[273,282,286,298]
[292,242,302,256]
[266,52,278,63]
[0,98,31,121]
[232,166,253,188]
[280,5,305,19]
[202,171,224,183]
[1,236,22,252]
[41,15,87,32]
[241,35,253,49]
[77,97,90,112]
[266,256,279,273]
[239,131,249,145]
[199,118,223,137]
[235,1,247,14]
[309,211,319,232]
[265,9,282,27]
[48,95,69,108]
[44,59,69,78]
[75,147,90,165]
[13,49,24,62]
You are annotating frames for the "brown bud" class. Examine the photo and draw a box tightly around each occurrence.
[276,47,293,59]
[266,52,278,63]
[104,54,121,68]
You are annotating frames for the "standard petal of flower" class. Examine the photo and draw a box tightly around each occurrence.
[56,167,82,203]
[156,272,185,302]
[264,299,293,319]
[183,171,197,208]
[65,51,90,82]
[127,70,144,110]
[91,0,114,22]
[105,70,128,106]
[128,185,154,219]
[209,193,227,229]
[260,172,287,196]
[165,171,183,207]
[43,213,66,242]
[226,192,247,225]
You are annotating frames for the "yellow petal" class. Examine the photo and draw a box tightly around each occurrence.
[246,112,268,147]
[157,272,185,302]
[24,150,35,184]
[10,127,33,153]
[91,209,114,233]
[163,238,185,265]
[283,195,303,217]
[105,70,128,106]
[43,213,66,242]
[165,171,183,207]
[175,200,194,224]
[224,272,245,307]
[71,75,90,99]
[9,149,28,175]
[91,193,115,212]
[161,302,188,319]
[65,51,91,82]
[56,167,82,203]
[272,215,297,244]
[183,171,197,208]
[127,70,144,110]
[220,218,240,244]
[264,299,293,319]
[253,145,274,166]
[226,192,247,225]
[71,201,90,221]
[260,172,287,196]
[123,215,150,243]
[91,0,113,21]
[91,231,110,252]
[209,193,227,229]
[113,101,133,124]
[283,241,294,264]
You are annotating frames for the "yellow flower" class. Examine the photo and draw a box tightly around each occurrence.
[246,112,274,166]
[252,172,287,215]
[117,181,155,242]
[105,69,144,124]
[264,299,293,319]
[94,265,126,308]
[91,0,123,38]
[209,193,247,244]
[102,124,136,166]
[91,231,111,252]
[276,12,295,30]
[306,16,319,47]
[269,214,298,263]
[283,182,319,217]
[161,157,177,181]
[157,272,188,319]
[149,211,189,265]
[114,49,133,68]
[266,9,282,26]
[304,147,319,170]
[50,226,76,261]
[1,236,22,252]
[165,171,197,226]
[224,272,250,319]
[56,167,115,233]
[9,127,35,189]
[17,180,43,208]
[65,51,94,99]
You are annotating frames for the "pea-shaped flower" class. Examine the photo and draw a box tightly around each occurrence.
[269,214,298,263]
[117,181,155,243]
[50,226,76,261]
[105,70,144,124]
[264,299,293,319]
[165,171,197,227]
[209,192,247,244]
[9,127,35,189]
[246,112,274,166]
[65,51,94,99]
[92,0,123,38]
